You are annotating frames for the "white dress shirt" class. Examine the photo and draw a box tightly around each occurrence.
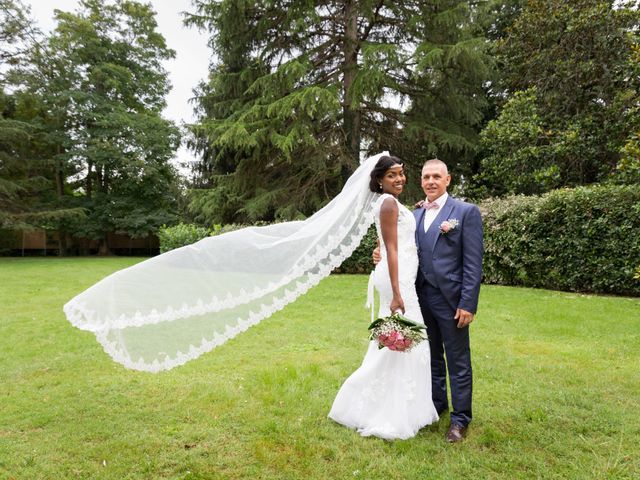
[423,192,449,233]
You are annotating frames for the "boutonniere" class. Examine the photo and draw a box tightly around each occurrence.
[439,219,459,234]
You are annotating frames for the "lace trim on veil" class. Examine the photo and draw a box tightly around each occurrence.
[89,213,373,372]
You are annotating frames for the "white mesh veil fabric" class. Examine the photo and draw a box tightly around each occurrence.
[63,152,388,372]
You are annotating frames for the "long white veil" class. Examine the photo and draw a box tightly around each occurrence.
[63,152,387,372]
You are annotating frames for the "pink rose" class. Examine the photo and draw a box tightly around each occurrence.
[381,335,394,348]
[439,218,459,234]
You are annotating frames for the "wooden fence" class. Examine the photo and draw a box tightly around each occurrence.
[0,229,159,256]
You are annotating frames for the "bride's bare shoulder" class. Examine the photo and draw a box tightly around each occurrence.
[379,196,399,214]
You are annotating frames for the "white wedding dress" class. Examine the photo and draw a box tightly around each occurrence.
[328,194,439,440]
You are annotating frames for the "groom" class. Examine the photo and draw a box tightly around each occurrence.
[374,158,483,443]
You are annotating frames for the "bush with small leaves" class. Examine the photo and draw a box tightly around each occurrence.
[480,184,640,295]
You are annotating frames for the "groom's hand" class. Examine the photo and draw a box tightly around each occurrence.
[372,239,381,265]
[455,308,474,328]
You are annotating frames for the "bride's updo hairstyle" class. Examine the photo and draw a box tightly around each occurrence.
[369,155,404,193]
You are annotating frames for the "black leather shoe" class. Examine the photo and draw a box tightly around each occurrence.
[445,423,467,443]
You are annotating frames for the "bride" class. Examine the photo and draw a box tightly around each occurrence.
[328,155,438,440]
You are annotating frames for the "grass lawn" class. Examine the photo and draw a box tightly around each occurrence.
[1,257,639,480]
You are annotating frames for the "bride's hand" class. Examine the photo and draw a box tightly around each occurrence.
[390,295,405,315]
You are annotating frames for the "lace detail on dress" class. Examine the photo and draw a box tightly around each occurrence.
[371,194,421,321]
[328,343,438,440]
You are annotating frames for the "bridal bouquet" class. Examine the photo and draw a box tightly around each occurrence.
[368,313,427,352]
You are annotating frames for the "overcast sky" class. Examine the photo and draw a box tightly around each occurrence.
[27,0,212,171]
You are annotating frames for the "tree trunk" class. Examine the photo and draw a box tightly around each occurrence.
[342,0,361,180]
[96,166,103,192]
[98,234,111,256]
[57,233,67,257]
[86,161,93,199]
[55,158,64,197]
[55,151,67,256]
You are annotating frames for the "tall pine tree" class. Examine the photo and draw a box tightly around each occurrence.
[185,0,492,223]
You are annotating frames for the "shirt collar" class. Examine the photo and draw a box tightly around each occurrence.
[425,192,448,207]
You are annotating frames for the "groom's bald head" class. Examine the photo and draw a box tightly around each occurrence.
[422,158,449,175]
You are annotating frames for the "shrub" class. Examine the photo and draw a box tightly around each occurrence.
[158,223,259,253]
[157,223,211,253]
[614,130,640,185]
[480,184,640,295]
[476,88,560,197]
[334,224,378,274]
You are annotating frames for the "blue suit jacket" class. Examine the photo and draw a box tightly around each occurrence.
[413,196,483,313]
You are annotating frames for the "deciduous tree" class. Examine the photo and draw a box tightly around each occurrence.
[29,0,182,253]
[476,0,640,196]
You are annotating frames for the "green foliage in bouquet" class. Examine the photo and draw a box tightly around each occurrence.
[368,313,427,352]
[368,312,426,332]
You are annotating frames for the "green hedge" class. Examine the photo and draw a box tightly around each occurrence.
[162,186,640,296]
[334,224,378,274]
[158,223,262,253]
[480,184,640,296]
[158,224,210,253]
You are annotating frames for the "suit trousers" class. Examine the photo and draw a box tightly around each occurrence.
[416,279,473,427]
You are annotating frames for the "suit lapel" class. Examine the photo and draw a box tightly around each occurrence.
[426,197,455,252]
[413,207,426,245]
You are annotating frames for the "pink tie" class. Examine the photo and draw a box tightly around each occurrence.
[423,201,439,210]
